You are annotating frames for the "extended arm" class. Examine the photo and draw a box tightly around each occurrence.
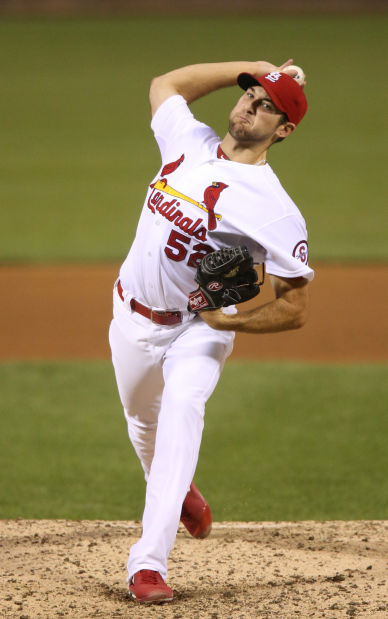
[199,274,309,334]
[149,60,293,116]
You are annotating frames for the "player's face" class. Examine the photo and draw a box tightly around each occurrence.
[229,86,287,143]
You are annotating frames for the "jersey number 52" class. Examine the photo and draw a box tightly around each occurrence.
[164,230,214,268]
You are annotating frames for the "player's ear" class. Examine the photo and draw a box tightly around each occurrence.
[275,121,296,141]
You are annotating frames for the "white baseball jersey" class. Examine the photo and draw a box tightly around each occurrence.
[119,94,314,310]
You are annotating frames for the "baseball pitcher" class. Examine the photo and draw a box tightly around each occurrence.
[109,59,314,603]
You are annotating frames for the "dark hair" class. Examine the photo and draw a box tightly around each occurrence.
[273,112,289,145]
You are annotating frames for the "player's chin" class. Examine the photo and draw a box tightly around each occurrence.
[229,123,252,141]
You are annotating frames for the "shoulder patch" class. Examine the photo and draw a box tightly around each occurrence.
[292,240,309,264]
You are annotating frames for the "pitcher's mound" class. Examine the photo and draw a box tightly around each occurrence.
[1,519,387,618]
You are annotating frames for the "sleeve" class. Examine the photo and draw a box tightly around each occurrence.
[254,214,314,281]
[150,94,219,162]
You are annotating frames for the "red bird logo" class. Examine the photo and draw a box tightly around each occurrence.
[202,182,229,231]
[161,154,185,177]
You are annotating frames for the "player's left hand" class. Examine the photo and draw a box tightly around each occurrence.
[187,246,261,313]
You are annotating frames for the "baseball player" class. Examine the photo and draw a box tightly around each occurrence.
[109,59,314,603]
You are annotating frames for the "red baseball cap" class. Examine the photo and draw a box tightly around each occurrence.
[237,71,308,126]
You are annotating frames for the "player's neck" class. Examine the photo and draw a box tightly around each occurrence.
[220,134,268,166]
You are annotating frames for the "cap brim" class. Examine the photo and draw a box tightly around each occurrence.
[237,73,261,90]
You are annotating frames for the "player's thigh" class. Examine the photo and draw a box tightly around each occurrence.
[109,318,164,422]
[162,318,234,414]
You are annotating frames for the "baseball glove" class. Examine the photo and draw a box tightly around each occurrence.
[187,246,262,313]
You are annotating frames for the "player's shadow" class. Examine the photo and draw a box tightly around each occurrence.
[97,580,241,605]
[97,582,132,603]
[174,582,241,602]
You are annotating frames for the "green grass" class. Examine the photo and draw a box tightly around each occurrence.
[0,16,387,262]
[1,360,387,521]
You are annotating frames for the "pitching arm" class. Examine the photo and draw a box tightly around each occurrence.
[199,274,309,334]
[149,60,294,117]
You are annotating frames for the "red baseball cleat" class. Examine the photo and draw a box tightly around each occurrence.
[180,482,212,539]
[129,570,173,603]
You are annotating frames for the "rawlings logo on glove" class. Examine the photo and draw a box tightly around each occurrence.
[187,246,263,313]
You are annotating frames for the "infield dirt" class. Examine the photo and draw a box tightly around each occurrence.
[1,519,387,618]
[1,263,387,361]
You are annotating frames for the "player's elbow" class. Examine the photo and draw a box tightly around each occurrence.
[149,75,164,100]
[293,308,308,329]
[285,280,309,330]
[292,301,309,329]
[149,75,178,115]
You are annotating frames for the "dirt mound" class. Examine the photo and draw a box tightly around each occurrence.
[1,519,386,618]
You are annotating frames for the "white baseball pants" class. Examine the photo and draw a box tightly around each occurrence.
[109,285,234,581]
